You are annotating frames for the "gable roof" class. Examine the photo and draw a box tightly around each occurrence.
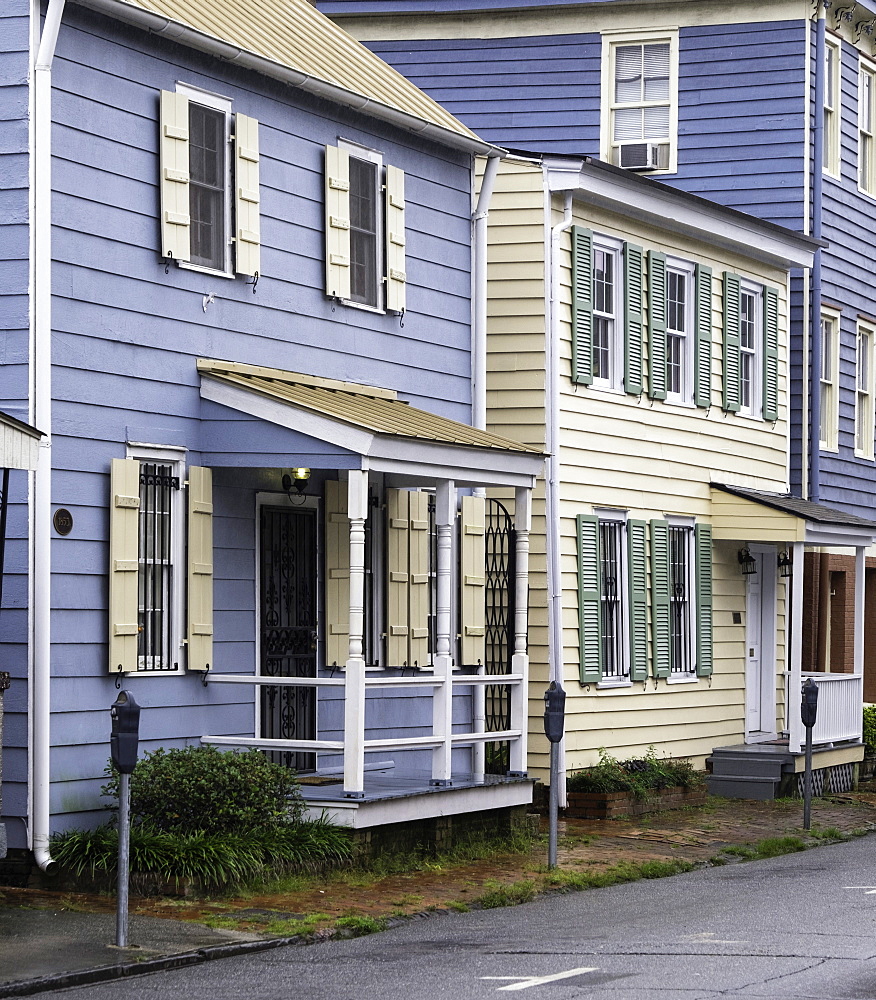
[74,0,495,153]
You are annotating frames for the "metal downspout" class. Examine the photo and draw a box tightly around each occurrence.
[810,8,825,503]
[30,0,65,872]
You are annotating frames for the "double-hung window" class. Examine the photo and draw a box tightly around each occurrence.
[325,141,407,313]
[598,517,628,681]
[667,523,695,679]
[592,243,620,386]
[857,322,875,458]
[722,274,779,421]
[159,86,260,277]
[820,308,840,451]
[860,59,876,194]
[825,36,841,177]
[665,262,695,402]
[602,31,677,173]
[109,453,213,675]
[739,287,759,416]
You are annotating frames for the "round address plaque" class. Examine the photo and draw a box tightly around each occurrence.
[53,508,73,536]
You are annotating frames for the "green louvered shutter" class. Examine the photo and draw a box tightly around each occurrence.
[627,520,648,682]
[577,514,602,684]
[762,286,779,422]
[694,264,713,408]
[650,519,671,678]
[647,250,667,400]
[572,227,594,385]
[695,523,713,677]
[723,272,742,413]
[624,243,644,395]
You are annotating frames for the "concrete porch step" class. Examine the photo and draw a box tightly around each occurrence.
[706,774,780,801]
[706,754,789,780]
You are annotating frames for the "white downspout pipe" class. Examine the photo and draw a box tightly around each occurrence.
[30,0,65,871]
[546,185,574,806]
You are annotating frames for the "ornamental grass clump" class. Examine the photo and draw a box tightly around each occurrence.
[863,705,876,755]
[566,748,703,801]
[51,746,352,891]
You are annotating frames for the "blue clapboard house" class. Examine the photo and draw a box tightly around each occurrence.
[0,0,544,869]
[318,0,876,794]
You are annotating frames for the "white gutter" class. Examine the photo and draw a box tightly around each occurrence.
[472,152,501,432]
[29,0,65,872]
[545,176,574,808]
[72,0,499,157]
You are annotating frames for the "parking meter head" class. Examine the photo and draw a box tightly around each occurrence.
[110,691,141,773]
[543,681,566,744]
[801,677,819,729]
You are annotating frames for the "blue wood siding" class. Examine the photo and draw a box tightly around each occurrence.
[3,4,482,836]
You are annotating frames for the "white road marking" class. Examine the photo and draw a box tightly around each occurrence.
[844,886,876,894]
[481,968,598,991]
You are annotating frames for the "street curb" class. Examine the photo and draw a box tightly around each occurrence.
[0,934,307,998]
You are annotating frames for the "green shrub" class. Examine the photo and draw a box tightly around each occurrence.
[102,745,304,834]
[863,706,876,754]
[566,748,703,800]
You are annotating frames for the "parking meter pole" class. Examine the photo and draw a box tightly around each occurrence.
[543,681,566,872]
[116,771,130,948]
[801,678,819,832]
[803,723,814,830]
[548,741,559,869]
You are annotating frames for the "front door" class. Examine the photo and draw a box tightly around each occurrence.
[259,504,318,771]
[745,548,777,741]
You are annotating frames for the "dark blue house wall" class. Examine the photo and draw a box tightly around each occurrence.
[14,6,480,838]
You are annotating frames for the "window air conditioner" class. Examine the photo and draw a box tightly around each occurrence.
[618,142,663,171]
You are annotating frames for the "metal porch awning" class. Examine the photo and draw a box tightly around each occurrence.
[198,359,545,488]
[710,483,876,548]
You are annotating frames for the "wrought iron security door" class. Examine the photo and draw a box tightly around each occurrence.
[484,498,515,774]
[259,505,317,772]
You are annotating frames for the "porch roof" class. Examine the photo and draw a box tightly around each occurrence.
[198,359,545,488]
[0,410,43,471]
[710,483,876,547]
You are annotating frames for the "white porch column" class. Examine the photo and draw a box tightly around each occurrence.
[432,480,456,785]
[789,541,806,754]
[343,470,369,798]
[509,486,532,776]
[855,545,866,677]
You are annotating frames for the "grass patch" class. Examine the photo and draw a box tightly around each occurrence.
[265,913,331,936]
[334,915,387,937]
[810,826,844,840]
[477,879,537,908]
[755,836,806,858]
[446,900,470,913]
[544,859,694,892]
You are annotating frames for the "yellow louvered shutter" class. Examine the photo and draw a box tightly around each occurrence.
[408,491,430,667]
[187,466,213,671]
[325,145,351,299]
[460,495,486,666]
[386,489,410,666]
[109,458,141,674]
[234,113,260,277]
[159,90,190,262]
[325,481,350,666]
[385,164,406,313]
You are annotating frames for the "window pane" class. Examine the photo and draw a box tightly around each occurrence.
[138,464,179,671]
[643,43,670,100]
[613,107,644,142]
[593,317,611,380]
[643,105,670,139]
[599,521,625,678]
[821,318,833,380]
[188,104,225,270]
[825,46,835,108]
[615,46,643,104]
[348,157,379,307]
[669,526,691,674]
[594,249,614,313]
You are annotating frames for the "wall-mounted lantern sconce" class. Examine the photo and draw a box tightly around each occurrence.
[777,551,793,578]
[282,468,311,504]
[738,547,757,576]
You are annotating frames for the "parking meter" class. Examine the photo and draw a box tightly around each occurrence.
[110,691,141,774]
[544,681,566,744]
[801,678,819,729]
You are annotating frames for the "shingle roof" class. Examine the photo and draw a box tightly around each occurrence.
[711,483,876,531]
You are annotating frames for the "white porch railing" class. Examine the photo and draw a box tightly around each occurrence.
[801,672,863,746]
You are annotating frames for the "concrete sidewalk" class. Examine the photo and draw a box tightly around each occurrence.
[3,790,876,997]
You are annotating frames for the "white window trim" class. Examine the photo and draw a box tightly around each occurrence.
[738,280,763,419]
[665,257,695,407]
[820,305,841,452]
[856,320,875,459]
[591,235,625,393]
[593,508,631,689]
[859,55,876,197]
[338,137,385,314]
[600,27,679,175]
[176,82,234,278]
[824,35,841,180]
[125,443,187,676]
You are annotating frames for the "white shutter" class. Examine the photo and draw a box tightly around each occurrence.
[187,466,213,671]
[460,495,486,666]
[234,113,260,277]
[386,489,410,666]
[159,90,190,262]
[325,480,350,667]
[385,164,406,313]
[408,491,430,667]
[109,458,141,674]
[325,145,351,299]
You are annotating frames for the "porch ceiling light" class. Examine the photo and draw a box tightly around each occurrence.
[282,467,311,502]
[777,550,793,578]
[738,547,757,576]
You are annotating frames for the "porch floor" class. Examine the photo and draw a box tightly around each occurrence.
[298,770,535,829]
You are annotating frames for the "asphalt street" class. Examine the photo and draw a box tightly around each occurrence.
[35,834,876,1000]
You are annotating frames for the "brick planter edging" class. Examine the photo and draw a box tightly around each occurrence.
[564,786,707,820]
